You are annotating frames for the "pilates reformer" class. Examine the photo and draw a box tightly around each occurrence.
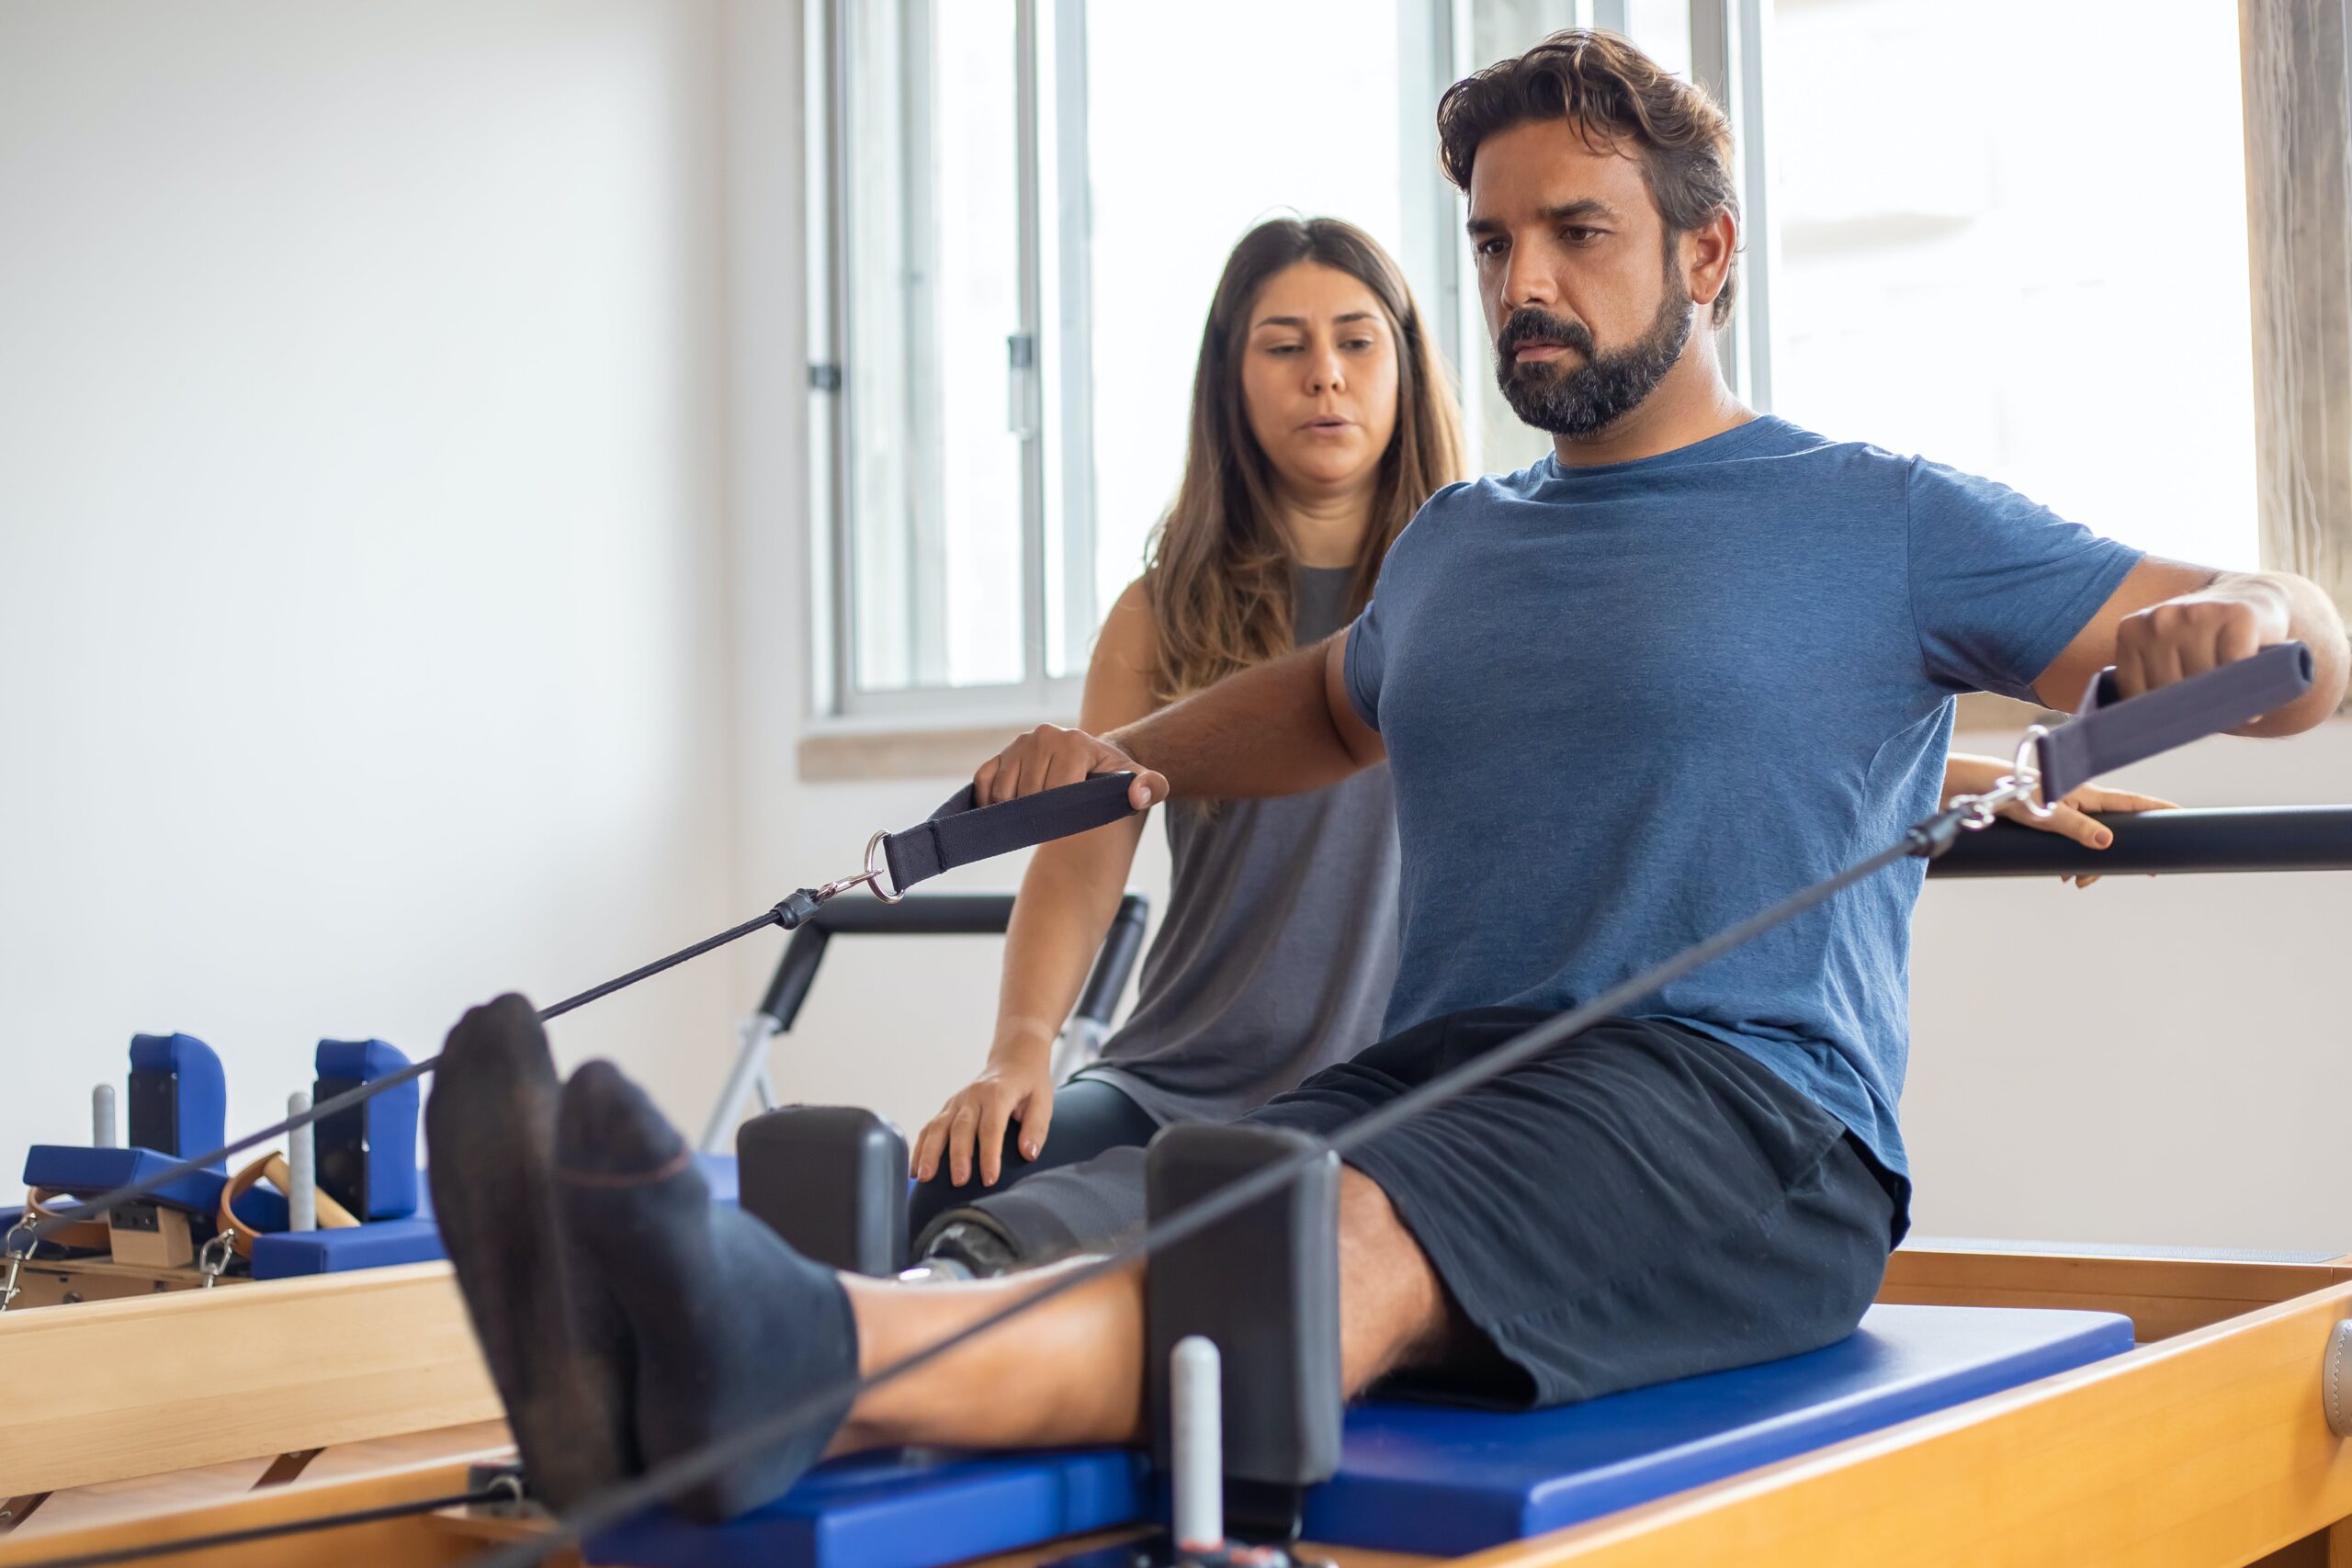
[6,645,2351,1568]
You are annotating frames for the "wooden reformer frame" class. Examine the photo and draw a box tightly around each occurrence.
[8,1243,2352,1568]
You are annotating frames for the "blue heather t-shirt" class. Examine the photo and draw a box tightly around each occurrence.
[1342,415,2142,1189]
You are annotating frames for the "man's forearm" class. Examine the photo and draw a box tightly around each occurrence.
[1108,642,1364,800]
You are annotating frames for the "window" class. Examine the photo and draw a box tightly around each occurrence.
[1764,0,2261,569]
[810,1,2300,730]
[811,0,1466,720]
[1083,1,1421,640]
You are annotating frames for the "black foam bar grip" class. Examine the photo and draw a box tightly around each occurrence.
[1928,806,2352,879]
[736,1106,910,1277]
[757,926,831,1028]
[883,773,1139,894]
[758,900,1015,1029]
[2036,642,2313,801]
[812,894,1018,937]
[1147,1123,1342,1506]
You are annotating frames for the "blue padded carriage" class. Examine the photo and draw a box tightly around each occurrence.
[589,1303,2132,1568]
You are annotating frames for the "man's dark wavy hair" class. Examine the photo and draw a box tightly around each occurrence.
[1437,28,1742,325]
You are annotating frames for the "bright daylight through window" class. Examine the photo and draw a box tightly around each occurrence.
[815,0,2269,719]
[1767,0,2260,570]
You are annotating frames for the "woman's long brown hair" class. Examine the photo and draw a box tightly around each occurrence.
[1143,217,1467,703]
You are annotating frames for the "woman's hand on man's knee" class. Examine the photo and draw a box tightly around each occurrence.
[913,1052,1057,1188]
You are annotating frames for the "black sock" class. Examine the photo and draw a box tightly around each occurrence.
[556,1059,859,1522]
[423,995,636,1507]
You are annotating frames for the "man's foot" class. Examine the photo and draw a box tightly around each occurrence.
[424,996,636,1506]
[557,1060,859,1521]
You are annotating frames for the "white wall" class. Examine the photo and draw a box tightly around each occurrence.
[0,0,740,1168]
[1909,721,2352,1254]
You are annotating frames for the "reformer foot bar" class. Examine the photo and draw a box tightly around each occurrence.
[697,892,1152,1154]
[9,642,2347,1568]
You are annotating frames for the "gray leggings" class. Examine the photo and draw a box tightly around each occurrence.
[906,1076,1159,1250]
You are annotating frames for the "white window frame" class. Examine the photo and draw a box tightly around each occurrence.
[805,0,1510,728]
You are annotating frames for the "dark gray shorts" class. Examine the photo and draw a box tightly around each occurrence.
[951,1007,1903,1411]
[1244,1008,1904,1408]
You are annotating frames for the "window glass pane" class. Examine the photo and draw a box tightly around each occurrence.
[1622,0,1690,83]
[1082,0,1408,632]
[1768,0,2258,568]
[843,0,1026,695]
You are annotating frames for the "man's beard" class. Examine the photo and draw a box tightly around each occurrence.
[1492,270,1696,438]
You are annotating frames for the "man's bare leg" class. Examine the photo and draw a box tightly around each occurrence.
[532,1058,1461,1517]
[837,1168,1455,1452]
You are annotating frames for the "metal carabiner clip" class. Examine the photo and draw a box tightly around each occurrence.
[802,830,907,910]
[1,1222,36,1314]
[198,1229,237,1289]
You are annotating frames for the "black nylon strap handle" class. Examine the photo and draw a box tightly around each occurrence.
[881,773,1139,894]
[2036,641,2313,802]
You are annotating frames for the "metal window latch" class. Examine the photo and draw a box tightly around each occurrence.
[1007,333,1039,434]
[808,362,843,392]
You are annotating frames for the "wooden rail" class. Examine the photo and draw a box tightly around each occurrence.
[0,1262,497,1495]
[7,1250,2352,1567]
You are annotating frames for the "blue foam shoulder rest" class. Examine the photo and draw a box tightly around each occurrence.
[22,1145,226,1215]
[583,1304,2130,1567]
[128,1032,226,1168]
[315,1037,420,1220]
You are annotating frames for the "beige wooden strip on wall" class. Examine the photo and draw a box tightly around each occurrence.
[1881,1247,2352,1341]
[1447,1279,2352,1568]
[0,1262,497,1496]
[799,722,1067,783]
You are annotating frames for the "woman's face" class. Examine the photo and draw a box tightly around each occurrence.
[1239,261,1402,499]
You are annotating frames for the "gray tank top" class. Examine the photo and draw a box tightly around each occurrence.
[1075,566,1401,1124]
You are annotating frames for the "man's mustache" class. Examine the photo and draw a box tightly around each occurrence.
[1498,308,1597,361]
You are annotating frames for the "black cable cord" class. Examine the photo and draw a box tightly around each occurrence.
[12,904,804,1252]
[17,1485,510,1568]
[458,822,1948,1568]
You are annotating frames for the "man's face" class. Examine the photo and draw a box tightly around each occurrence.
[1467,117,1696,437]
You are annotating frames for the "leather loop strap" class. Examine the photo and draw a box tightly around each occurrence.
[25,1189,112,1252]
[881,773,1139,896]
[216,1154,359,1258]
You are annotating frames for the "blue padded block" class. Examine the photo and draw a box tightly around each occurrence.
[1304,1303,2134,1554]
[129,1032,227,1168]
[264,1164,729,1282]
[694,1152,738,1206]
[587,1450,1148,1568]
[22,1145,226,1215]
[316,1038,420,1219]
[251,1216,446,1279]
[579,1304,2127,1568]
